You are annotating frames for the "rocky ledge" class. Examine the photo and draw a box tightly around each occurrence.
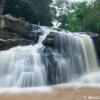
[0,14,43,50]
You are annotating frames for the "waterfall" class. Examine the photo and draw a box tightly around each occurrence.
[0,27,99,87]
[43,32,98,84]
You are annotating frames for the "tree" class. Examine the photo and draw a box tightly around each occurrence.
[0,0,5,15]
[4,0,53,25]
[52,0,72,29]
[67,1,88,32]
[63,0,100,33]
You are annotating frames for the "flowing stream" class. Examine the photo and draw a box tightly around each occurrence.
[0,26,99,87]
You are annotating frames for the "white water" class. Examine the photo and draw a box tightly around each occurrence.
[0,27,48,87]
[0,46,46,87]
[0,26,99,88]
[44,31,98,84]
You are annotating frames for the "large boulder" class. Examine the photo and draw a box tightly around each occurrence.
[0,14,32,34]
[42,32,57,47]
[0,14,43,50]
[0,14,43,41]
[0,29,23,39]
[0,28,30,51]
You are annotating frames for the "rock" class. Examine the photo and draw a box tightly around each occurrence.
[43,32,99,47]
[79,32,100,60]
[0,29,23,39]
[43,31,100,61]
[0,39,34,51]
[42,47,58,85]
[92,34,100,61]
[23,24,43,42]
[0,14,43,50]
[41,46,57,85]
[80,32,100,61]
[79,32,99,38]
[0,14,32,34]
[0,14,43,41]
[0,28,33,50]
[42,32,57,47]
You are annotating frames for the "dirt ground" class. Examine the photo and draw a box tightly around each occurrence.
[0,86,100,100]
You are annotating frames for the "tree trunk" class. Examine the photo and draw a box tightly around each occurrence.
[0,0,5,15]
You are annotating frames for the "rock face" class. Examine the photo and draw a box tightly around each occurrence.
[0,39,33,50]
[79,32,100,62]
[0,29,23,39]
[92,35,100,63]
[0,14,43,50]
[0,14,32,35]
[42,32,57,47]
[25,24,43,42]
[41,47,59,85]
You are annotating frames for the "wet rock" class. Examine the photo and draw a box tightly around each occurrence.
[23,24,43,42]
[79,32,100,59]
[0,28,33,50]
[0,14,32,34]
[80,32,100,61]
[43,31,100,61]
[0,14,42,40]
[0,14,43,50]
[42,47,61,85]
[0,39,34,51]
[79,32,99,38]
[42,32,57,47]
[0,29,23,39]
[92,34,100,61]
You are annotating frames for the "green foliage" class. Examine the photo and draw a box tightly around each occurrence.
[67,2,90,32]
[4,0,53,25]
[54,0,100,33]
[52,0,71,29]
[67,1,100,33]
[3,0,100,33]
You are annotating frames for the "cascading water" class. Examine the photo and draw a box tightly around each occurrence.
[43,32,98,84]
[0,26,99,87]
[0,27,49,87]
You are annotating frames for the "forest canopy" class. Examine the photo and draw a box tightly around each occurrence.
[4,0,53,25]
[2,0,100,33]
